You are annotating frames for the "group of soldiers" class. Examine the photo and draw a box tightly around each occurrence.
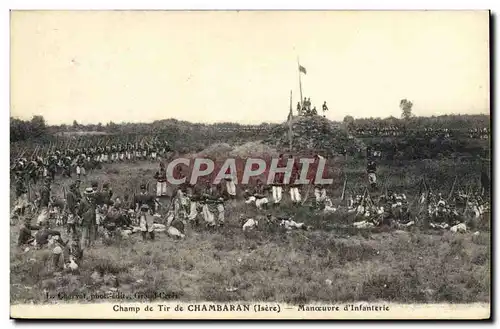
[353,126,490,139]
[11,140,173,184]
[468,128,490,140]
[10,135,490,274]
[345,187,489,231]
[296,97,329,117]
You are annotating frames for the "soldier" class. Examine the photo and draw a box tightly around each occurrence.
[74,179,82,199]
[270,154,285,205]
[27,158,40,183]
[11,174,29,224]
[289,156,301,204]
[47,155,57,181]
[224,175,237,199]
[212,183,226,227]
[102,201,120,238]
[322,101,328,117]
[34,220,62,249]
[91,181,99,194]
[367,160,377,190]
[93,182,112,227]
[296,102,302,116]
[36,178,51,226]
[17,217,40,246]
[78,187,97,248]
[111,144,117,162]
[366,146,373,159]
[119,143,125,161]
[139,204,155,241]
[76,153,86,179]
[245,178,270,209]
[154,163,168,197]
[101,182,113,204]
[187,183,202,223]
[63,231,83,271]
[134,184,156,214]
[62,155,72,178]
[65,183,79,235]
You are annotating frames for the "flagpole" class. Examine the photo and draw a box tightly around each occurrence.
[297,57,303,112]
[289,90,293,151]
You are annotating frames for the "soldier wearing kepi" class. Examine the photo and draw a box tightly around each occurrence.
[11,174,29,224]
[76,152,86,179]
[139,204,155,241]
[134,184,156,219]
[65,182,79,235]
[101,182,113,204]
[154,163,168,197]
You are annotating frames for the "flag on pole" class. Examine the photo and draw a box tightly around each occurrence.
[288,90,293,151]
[299,65,307,74]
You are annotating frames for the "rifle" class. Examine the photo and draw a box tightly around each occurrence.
[31,145,39,159]
[301,184,312,205]
[340,177,347,201]
[447,175,457,201]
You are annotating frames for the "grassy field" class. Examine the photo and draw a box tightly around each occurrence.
[10,159,491,305]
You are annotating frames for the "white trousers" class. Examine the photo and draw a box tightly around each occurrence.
[156,181,167,196]
[37,207,49,225]
[314,187,327,203]
[256,197,269,209]
[188,201,198,220]
[202,204,216,226]
[272,186,282,203]
[217,204,225,223]
[226,181,236,196]
[290,187,301,203]
[76,166,86,176]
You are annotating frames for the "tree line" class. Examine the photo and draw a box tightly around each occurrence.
[10,116,48,142]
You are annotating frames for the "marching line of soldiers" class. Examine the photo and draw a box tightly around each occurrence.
[353,126,489,139]
[11,140,173,184]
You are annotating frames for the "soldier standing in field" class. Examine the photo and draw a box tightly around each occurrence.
[270,154,285,205]
[74,179,82,200]
[139,204,155,241]
[36,178,51,226]
[322,101,329,117]
[11,174,28,224]
[78,187,97,249]
[76,152,86,179]
[134,184,156,214]
[289,155,302,204]
[367,160,377,190]
[154,163,168,197]
[65,182,79,235]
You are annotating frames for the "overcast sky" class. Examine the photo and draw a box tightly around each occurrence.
[11,10,489,125]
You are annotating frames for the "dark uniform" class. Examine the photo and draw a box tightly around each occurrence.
[66,186,79,235]
[134,185,156,212]
[78,189,97,248]
[367,161,377,189]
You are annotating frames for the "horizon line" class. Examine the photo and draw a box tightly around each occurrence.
[10,111,491,127]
